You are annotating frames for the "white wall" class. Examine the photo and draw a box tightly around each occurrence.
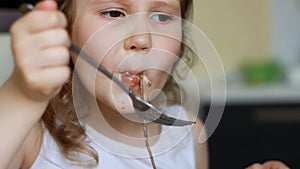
[0,33,14,86]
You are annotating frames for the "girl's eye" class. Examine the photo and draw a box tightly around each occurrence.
[151,13,173,23]
[101,10,126,18]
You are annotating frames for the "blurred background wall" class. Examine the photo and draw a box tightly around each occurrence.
[190,1,300,168]
[191,0,300,87]
[194,0,271,72]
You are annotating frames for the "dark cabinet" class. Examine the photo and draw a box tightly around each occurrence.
[203,103,300,169]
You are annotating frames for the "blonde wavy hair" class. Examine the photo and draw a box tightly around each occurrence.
[42,0,194,167]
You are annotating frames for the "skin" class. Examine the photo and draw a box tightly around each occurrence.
[71,0,183,136]
[71,0,182,115]
[245,161,290,169]
[0,0,208,168]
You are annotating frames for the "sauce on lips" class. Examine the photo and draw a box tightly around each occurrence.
[121,73,141,89]
[121,72,151,88]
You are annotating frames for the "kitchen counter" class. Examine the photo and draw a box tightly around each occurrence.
[200,83,300,105]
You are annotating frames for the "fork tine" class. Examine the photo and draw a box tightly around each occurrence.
[139,111,195,126]
[154,114,196,126]
[135,105,196,126]
[132,92,196,126]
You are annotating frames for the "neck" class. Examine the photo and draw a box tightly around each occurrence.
[83,98,161,147]
[97,101,161,139]
[73,76,161,145]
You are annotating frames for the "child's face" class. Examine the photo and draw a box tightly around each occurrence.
[71,0,182,115]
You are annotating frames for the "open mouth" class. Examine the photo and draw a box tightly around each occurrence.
[118,71,152,89]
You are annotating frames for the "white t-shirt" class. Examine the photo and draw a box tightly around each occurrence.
[30,105,196,169]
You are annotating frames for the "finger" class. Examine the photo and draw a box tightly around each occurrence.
[35,0,58,11]
[33,28,70,49]
[40,67,71,87]
[11,10,67,36]
[262,161,290,169]
[29,66,70,96]
[12,0,65,34]
[27,11,67,33]
[11,28,69,64]
[19,65,70,102]
[37,47,70,68]
[245,163,264,169]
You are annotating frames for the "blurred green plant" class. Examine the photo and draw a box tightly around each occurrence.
[241,60,284,85]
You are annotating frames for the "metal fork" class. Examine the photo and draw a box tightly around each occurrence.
[20,3,195,126]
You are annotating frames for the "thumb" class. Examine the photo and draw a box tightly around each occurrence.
[35,0,58,11]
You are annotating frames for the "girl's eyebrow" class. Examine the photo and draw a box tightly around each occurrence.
[146,0,181,18]
[151,0,180,12]
[91,0,131,6]
[91,0,180,10]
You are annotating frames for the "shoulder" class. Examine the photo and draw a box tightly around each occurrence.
[6,122,43,169]
[20,122,43,169]
[166,105,205,135]
[184,111,206,144]
[186,111,209,169]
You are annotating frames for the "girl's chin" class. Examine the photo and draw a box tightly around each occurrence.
[116,106,136,114]
[115,105,146,123]
[110,96,135,114]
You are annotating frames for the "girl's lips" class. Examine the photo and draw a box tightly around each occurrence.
[120,72,141,88]
[119,71,152,89]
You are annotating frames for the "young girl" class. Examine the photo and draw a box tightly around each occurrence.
[0,0,209,168]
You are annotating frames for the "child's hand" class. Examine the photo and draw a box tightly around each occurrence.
[246,160,290,169]
[10,0,70,102]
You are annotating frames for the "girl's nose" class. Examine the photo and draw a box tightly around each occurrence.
[124,33,152,51]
